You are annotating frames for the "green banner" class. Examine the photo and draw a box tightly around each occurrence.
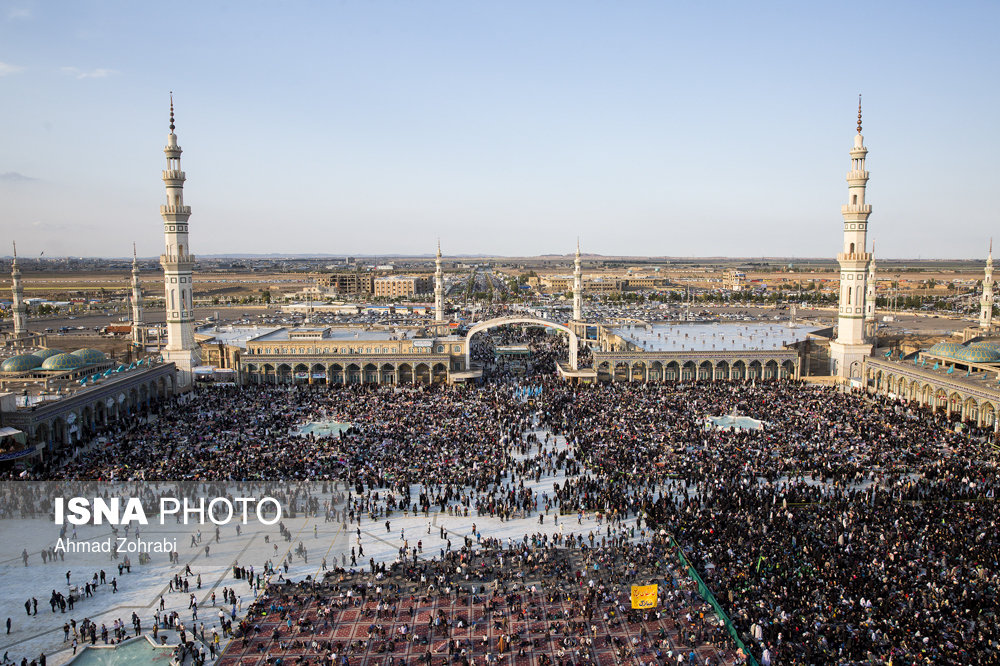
[669,536,760,666]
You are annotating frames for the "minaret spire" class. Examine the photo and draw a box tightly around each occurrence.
[10,241,27,340]
[572,241,583,322]
[159,94,199,387]
[830,97,874,378]
[131,242,145,347]
[434,239,445,323]
[981,239,994,331]
[865,242,877,340]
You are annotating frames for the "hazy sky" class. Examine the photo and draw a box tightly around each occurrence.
[1,1,997,259]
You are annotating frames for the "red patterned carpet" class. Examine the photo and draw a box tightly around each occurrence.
[218,548,741,666]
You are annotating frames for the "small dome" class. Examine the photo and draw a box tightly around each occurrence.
[928,342,963,358]
[70,348,106,365]
[41,353,86,371]
[954,346,1000,363]
[32,348,64,360]
[1,354,43,372]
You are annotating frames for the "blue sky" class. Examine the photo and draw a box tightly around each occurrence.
[1,1,997,258]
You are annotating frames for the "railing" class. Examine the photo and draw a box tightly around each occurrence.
[668,536,760,666]
[159,254,195,264]
[836,252,871,262]
[840,204,872,214]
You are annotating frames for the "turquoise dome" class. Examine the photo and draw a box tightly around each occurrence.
[970,341,1000,353]
[954,346,1000,363]
[1,354,43,372]
[32,348,64,360]
[70,348,106,365]
[928,342,963,358]
[41,353,86,371]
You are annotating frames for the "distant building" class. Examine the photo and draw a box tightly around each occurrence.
[373,276,432,299]
[314,272,375,296]
[724,270,747,291]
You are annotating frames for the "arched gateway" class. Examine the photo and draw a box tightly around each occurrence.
[465,317,579,370]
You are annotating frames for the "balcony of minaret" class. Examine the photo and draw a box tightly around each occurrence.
[845,169,869,181]
[841,203,872,216]
[160,204,192,217]
[160,253,196,267]
[837,252,872,264]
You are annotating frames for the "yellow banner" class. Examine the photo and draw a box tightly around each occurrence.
[630,584,657,609]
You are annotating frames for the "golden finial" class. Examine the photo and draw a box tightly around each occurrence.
[857,94,862,134]
[169,92,175,133]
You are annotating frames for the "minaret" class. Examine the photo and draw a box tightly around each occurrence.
[572,240,582,322]
[830,96,874,378]
[10,242,27,339]
[980,239,994,330]
[434,240,445,323]
[158,95,200,387]
[864,244,877,340]
[130,243,145,346]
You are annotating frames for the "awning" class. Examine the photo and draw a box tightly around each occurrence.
[0,427,27,445]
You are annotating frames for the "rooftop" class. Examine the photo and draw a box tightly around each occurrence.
[252,327,398,342]
[196,325,283,349]
[612,322,820,353]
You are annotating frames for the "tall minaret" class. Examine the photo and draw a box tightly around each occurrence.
[572,240,582,322]
[10,242,27,339]
[434,240,445,323]
[159,95,200,387]
[130,243,145,346]
[980,239,994,330]
[830,96,874,378]
[864,244,877,340]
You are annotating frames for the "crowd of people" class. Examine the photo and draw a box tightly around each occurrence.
[219,535,737,665]
[2,369,997,664]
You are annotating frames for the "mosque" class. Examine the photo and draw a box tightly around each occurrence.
[4,96,1000,461]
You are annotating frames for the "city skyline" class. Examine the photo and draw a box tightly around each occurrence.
[1,1,998,258]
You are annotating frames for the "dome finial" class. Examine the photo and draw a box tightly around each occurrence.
[169,92,175,133]
[857,94,862,134]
